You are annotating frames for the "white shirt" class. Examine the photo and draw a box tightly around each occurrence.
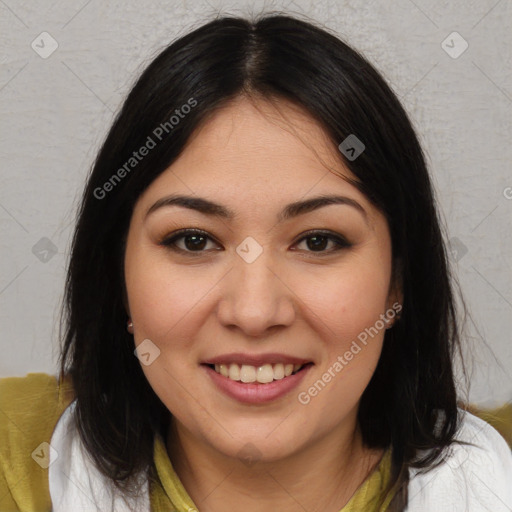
[407,410,512,511]
[49,402,512,511]
[49,400,149,512]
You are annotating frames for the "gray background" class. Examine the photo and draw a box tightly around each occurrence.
[0,0,510,406]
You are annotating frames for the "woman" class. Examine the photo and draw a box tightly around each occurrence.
[1,13,511,512]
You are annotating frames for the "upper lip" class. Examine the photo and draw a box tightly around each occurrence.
[202,353,312,367]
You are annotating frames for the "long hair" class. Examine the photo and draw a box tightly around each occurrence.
[59,13,465,510]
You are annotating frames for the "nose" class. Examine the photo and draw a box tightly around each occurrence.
[216,248,296,337]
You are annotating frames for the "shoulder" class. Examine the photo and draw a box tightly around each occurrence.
[0,371,72,403]
[0,372,75,511]
[0,372,74,439]
[406,409,512,511]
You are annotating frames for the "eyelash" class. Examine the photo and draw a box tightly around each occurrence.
[159,228,352,256]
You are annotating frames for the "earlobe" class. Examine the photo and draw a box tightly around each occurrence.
[123,298,133,334]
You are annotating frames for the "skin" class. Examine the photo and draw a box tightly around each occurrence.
[124,95,402,511]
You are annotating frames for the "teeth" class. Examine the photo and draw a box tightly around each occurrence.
[256,364,274,383]
[228,364,241,381]
[212,362,305,383]
[240,365,256,383]
[273,363,285,380]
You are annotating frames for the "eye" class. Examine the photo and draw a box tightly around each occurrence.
[160,229,220,254]
[160,228,351,256]
[294,230,352,254]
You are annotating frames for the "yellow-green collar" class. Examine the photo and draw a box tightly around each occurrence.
[151,434,394,512]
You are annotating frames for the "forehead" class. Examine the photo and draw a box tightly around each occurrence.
[131,95,385,234]
[183,95,334,157]
[151,95,360,194]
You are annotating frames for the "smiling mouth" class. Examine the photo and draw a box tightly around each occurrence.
[205,362,313,384]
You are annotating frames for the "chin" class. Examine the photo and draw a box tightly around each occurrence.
[205,430,306,465]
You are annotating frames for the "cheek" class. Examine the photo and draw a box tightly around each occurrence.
[125,252,211,414]
[292,252,391,403]
[299,259,391,340]
[125,250,211,342]
[295,270,388,417]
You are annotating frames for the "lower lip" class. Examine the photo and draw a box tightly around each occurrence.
[202,364,313,404]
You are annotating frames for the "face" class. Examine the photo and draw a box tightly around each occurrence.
[124,96,400,463]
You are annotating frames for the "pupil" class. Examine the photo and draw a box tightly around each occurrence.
[185,235,206,251]
[307,235,327,251]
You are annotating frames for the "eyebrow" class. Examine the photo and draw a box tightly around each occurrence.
[145,193,369,224]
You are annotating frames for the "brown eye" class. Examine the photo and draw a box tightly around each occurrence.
[160,229,220,254]
[294,231,351,254]
[305,234,329,251]
[181,233,208,251]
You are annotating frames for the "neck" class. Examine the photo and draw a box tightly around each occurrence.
[166,416,384,512]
